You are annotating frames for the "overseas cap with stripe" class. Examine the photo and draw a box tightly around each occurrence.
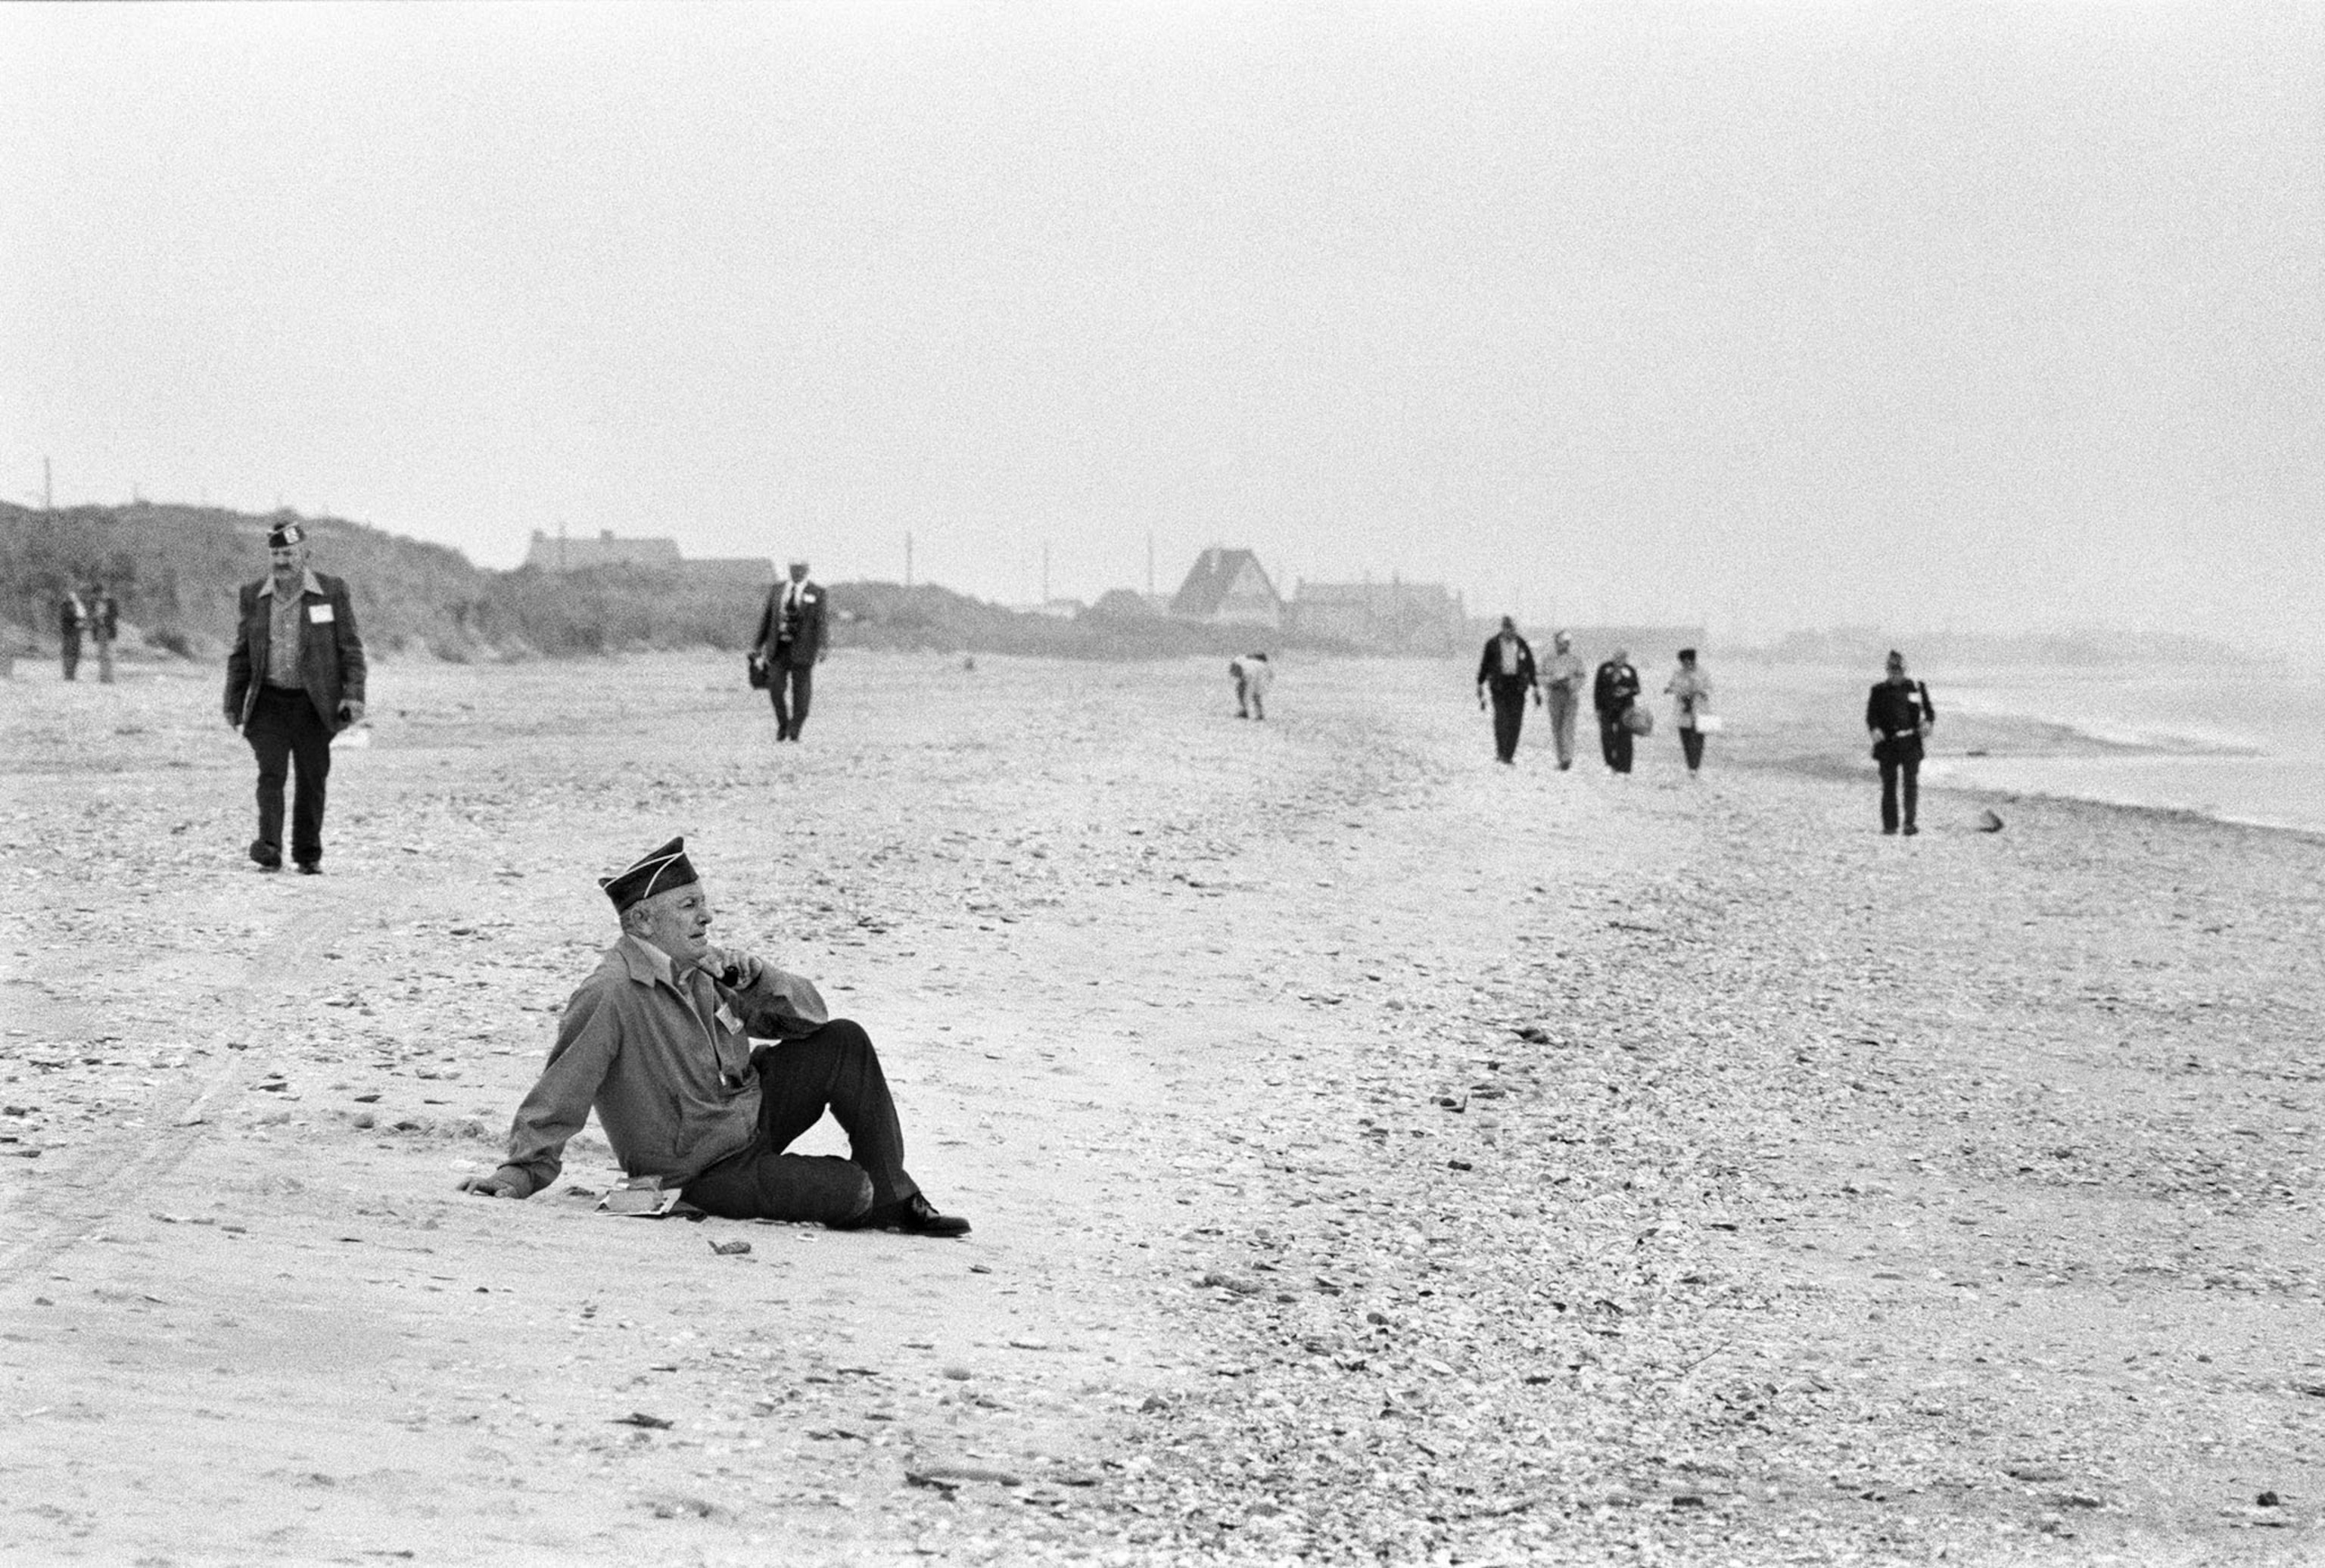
[599,836,699,911]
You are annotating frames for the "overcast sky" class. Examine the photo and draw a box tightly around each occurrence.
[5,4,2319,649]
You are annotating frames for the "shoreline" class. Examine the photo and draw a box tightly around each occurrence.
[1718,660,2325,840]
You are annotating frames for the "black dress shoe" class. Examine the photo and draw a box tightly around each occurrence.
[295,860,323,875]
[848,1193,970,1237]
[249,839,282,870]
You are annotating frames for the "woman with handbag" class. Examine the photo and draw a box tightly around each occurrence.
[1664,649,1713,773]
[1592,648,1642,773]
[1865,650,1936,835]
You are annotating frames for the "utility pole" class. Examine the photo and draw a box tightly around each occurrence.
[42,457,51,512]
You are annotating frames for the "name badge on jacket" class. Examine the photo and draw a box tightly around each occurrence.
[310,602,335,624]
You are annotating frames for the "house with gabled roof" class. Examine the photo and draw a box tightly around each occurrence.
[1168,547,1281,629]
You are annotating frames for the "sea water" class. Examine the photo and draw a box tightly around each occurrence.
[1924,667,2325,838]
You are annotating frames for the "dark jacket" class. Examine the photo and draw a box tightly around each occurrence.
[224,571,367,730]
[1866,678,1935,761]
[1592,660,1641,717]
[1476,633,1537,689]
[754,579,829,668]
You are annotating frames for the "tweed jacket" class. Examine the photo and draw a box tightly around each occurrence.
[224,571,367,730]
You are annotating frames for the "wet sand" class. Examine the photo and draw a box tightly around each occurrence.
[2,651,2320,1565]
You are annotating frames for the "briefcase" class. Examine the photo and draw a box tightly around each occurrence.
[747,652,769,690]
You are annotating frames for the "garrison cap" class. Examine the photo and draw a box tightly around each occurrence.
[267,521,306,549]
[599,836,699,911]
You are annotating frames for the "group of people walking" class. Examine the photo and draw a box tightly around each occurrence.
[1475,621,1713,777]
[54,582,120,683]
[1477,622,1936,835]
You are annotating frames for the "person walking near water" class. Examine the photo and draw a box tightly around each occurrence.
[753,558,828,742]
[223,521,367,873]
[1475,616,1542,764]
[58,588,86,680]
[88,581,120,685]
[1866,649,1936,835]
[1592,647,1642,773]
[1664,648,1712,773]
[1541,630,1586,770]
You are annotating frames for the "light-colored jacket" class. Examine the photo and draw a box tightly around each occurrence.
[493,935,829,1197]
[1664,666,1712,729]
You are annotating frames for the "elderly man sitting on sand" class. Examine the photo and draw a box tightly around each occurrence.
[459,837,969,1237]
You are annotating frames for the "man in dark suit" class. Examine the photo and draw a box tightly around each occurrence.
[1592,647,1642,773]
[753,558,828,742]
[1866,649,1936,835]
[1474,616,1542,764]
[223,521,366,873]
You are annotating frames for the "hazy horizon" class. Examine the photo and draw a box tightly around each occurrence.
[5,4,2318,655]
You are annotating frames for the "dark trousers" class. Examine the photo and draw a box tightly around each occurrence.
[1488,680,1529,762]
[1598,714,1633,773]
[1879,754,1920,831]
[61,633,80,681]
[768,658,813,739]
[1680,727,1705,772]
[683,1019,920,1224]
[1235,674,1265,720]
[246,685,334,863]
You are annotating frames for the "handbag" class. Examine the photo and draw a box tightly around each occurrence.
[1620,705,1654,736]
[747,652,769,690]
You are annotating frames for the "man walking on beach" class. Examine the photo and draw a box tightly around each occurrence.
[57,588,86,681]
[1592,647,1642,773]
[1541,630,1586,770]
[223,521,367,873]
[459,836,970,1237]
[1866,650,1936,835]
[754,558,828,742]
[1476,617,1542,764]
[87,581,120,685]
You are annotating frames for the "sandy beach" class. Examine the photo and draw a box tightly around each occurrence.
[2,649,2320,1566]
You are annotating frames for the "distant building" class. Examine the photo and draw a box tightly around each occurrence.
[525,529,683,571]
[683,557,779,583]
[1169,547,1281,629]
[1083,588,1159,621]
[1290,577,1467,655]
[525,529,767,583]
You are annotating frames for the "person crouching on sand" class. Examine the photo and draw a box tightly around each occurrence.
[1231,652,1273,720]
[459,836,970,1237]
